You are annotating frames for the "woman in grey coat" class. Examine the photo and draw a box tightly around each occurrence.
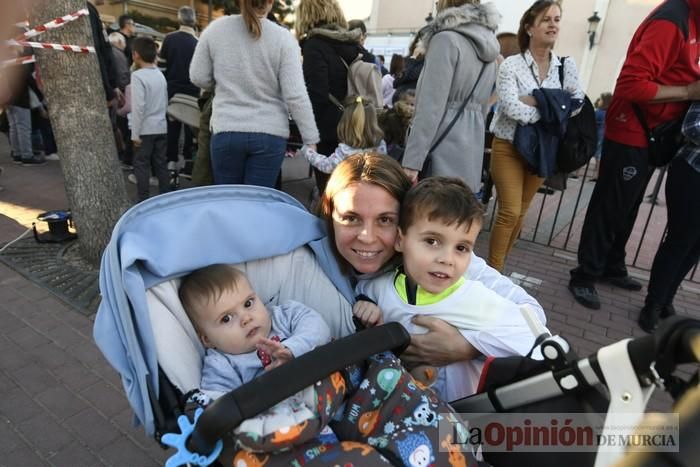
[401,0,500,191]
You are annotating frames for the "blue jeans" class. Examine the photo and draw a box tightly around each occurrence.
[6,106,33,160]
[210,131,285,187]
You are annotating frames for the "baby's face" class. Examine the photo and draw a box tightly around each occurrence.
[396,217,481,295]
[195,277,272,354]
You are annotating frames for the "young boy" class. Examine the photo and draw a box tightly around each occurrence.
[355,177,538,401]
[179,264,331,396]
[130,36,170,202]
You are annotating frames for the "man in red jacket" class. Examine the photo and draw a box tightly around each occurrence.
[569,0,700,317]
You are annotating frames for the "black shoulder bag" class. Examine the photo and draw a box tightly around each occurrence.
[630,103,684,167]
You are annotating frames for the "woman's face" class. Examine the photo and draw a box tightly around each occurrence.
[331,182,401,274]
[528,5,561,49]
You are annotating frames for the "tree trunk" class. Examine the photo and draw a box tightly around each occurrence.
[31,0,130,266]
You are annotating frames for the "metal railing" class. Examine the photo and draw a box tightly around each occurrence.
[482,159,699,285]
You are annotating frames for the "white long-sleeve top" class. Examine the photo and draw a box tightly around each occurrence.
[299,140,387,174]
[490,50,584,142]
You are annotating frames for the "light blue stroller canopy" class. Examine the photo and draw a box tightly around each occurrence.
[93,186,355,436]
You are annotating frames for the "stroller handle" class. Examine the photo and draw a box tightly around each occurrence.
[188,322,410,457]
[627,316,700,389]
[451,317,700,414]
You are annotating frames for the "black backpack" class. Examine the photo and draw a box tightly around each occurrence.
[555,58,598,173]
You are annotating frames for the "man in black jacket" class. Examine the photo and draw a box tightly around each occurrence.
[158,6,199,183]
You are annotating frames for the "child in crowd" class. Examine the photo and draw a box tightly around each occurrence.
[130,36,169,202]
[179,264,331,396]
[590,92,612,182]
[355,177,538,401]
[378,88,415,162]
[297,95,386,174]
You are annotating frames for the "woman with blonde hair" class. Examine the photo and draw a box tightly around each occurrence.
[296,0,377,191]
[487,0,584,272]
[189,0,319,187]
[400,0,500,192]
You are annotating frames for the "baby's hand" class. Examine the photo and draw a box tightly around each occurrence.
[257,337,293,370]
[352,300,383,328]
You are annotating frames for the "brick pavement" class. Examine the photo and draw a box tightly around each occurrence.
[1,136,698,464]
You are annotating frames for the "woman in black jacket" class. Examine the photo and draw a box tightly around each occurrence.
[296,0,376,191]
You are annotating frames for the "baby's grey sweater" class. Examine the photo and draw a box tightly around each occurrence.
[190,15,319,144]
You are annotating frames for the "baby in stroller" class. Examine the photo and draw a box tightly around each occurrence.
[176,264,477,465]
[179,264,332,395]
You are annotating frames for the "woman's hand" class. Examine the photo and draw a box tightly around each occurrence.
[403,167,419,184]
[401,316,480,367]
[519,95,537,107]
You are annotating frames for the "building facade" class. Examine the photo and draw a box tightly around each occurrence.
[365,0,663,100]
[94,0,214,29]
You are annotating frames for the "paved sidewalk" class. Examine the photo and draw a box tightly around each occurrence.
[0,136,698,464]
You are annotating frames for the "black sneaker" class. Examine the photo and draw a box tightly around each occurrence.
[22,156,46,166]
[568,282,601,310]
[638,303,663,333]
[601,275,643,291]
[169,170,179,190]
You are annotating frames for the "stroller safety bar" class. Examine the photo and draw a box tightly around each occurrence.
[451,317,700,414]
[187,322,410,457]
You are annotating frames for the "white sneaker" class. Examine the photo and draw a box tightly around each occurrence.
[127,173,158,186]
[45,153,59,161]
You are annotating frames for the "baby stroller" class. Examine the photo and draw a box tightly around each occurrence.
[93,185,475,466]
[93,185,700,466]
[166,93,201,188]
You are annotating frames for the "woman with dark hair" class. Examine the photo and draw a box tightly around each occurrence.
[189,0,319,187]
[382,54,404,107]
[392,29,427,104]
[487,0,584,272]
[295,0,376,192]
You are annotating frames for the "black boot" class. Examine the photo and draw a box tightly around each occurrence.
[661,303,676,318]
[638,303,664,333]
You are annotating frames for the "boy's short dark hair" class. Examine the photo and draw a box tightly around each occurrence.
[132,36,158,63]
[399,177,484,232]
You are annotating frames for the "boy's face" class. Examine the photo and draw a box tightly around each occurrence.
[396,216,481,295]
[194,277,272,355]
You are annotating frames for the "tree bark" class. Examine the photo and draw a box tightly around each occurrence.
[30,0,130,266]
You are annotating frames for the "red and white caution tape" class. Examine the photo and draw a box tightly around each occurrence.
[1,55,36,68]
[5,39,94,54]
[16,8,90,41]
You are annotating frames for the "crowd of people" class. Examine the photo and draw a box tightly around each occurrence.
[2,0,699,464]
[1,0,697,347]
